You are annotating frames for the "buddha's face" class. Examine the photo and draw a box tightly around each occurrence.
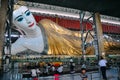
[13,6,36,30]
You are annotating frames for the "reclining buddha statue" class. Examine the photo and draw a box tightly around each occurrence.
[11,6,120,56]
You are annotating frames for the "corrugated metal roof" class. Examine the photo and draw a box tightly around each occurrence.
[23,0,120,18]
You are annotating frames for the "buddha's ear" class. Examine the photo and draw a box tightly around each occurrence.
[12,25,19,30]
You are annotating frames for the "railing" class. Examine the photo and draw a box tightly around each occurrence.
[1,59,120,80]
[1,67,119,80]
[88,71,100,80]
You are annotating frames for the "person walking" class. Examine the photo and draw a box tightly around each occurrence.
[98,56,107,80]
[69,58,75,73]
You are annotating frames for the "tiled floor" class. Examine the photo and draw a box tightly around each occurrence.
[0,68,119,80]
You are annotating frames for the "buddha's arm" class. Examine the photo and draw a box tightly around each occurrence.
[11,38,27,55]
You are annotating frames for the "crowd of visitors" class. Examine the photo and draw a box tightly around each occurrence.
[28,63,63,80]
[19,56,120,80]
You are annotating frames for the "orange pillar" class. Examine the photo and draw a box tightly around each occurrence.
[94,13,105,58]
[55,15,58,24]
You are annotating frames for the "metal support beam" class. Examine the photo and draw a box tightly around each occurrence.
[79,11,86,61]
[79,11,104,61]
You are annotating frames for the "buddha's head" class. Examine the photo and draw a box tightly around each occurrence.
[13,6,36,30]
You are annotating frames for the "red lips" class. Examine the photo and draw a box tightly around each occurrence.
[29,23,34,27]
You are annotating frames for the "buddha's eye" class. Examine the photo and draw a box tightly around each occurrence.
[26,11,30,16]
[17,17,23,22]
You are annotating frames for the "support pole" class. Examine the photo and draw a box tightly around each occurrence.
[0,0,14,72]
[0,0,8,72]
[93,13,105,60]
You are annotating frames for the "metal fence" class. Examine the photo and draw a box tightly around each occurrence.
[0,68,119,80]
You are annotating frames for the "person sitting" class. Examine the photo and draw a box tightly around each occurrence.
[31,67,38,80]
[57,65,63,74]
[51,65,55,74]
[36,68,41,77]
[81,63,86,69]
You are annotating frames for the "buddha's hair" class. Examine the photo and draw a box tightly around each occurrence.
[14,1,26,10]
[14,5,21,10]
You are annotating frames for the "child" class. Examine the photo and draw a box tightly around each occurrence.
[33,77,38,80]
[80,68,88,80]
[54,70,60,80]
